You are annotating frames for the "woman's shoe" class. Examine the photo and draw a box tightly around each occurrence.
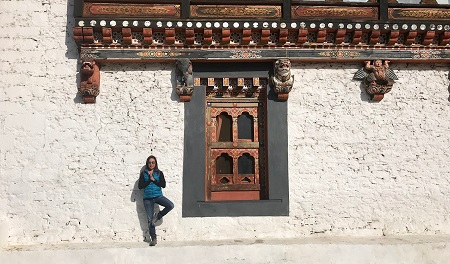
[149,236,157,246]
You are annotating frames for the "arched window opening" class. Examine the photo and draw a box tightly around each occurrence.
[216,153,233,174]
[238,112,254,141]
[238,153,255,174]
[216,112,232,142]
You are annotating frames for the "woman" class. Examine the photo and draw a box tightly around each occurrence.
[138,155,174,246]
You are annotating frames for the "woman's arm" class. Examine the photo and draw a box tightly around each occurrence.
[138,170,151,189]
[152,171,167,188]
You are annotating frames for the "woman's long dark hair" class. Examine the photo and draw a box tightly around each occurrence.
[146,155,158,170]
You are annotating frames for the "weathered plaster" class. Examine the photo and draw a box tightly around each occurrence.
[1,0,450,247]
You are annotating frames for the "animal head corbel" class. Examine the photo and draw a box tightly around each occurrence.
[79,60,100,103]
[176,59,194,102]
[271,58,294,101]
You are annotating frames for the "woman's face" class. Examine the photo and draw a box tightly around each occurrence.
[148,158,156,170]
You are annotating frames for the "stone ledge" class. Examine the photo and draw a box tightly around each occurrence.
[1,235,450,264]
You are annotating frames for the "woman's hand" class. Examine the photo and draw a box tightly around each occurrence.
[149,171,155,181]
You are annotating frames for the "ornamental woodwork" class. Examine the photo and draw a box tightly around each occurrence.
[353,60,398,101]
[79,60,100,103]
[73,25,450,50]
[206,95,266,201]
[176,59,194,102]
[72,1,450,102]
[271,59,294,101]
[82,3,181,18]
[196,77,267,99]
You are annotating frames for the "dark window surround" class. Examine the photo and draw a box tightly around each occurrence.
[182,62,289,217]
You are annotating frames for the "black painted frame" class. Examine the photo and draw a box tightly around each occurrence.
[182,62,289,217]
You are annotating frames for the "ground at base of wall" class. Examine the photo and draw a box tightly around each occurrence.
[1,235,450,264]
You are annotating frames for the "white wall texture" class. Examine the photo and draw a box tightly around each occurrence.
[1,0,450,247]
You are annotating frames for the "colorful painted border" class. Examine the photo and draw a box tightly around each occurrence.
[292,6,378,20]
[80,48,450,61]
[83,3,180,18]
[389,8,450,20]
[191,5,281,18]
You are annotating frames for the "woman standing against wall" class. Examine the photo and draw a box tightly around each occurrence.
[138,155,174,246]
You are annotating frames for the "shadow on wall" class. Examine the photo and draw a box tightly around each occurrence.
[66,0,78,60]
[130,165,160,242]
[448,71,450,102]
[171,66,180,103]
[66,0,84,104]
[359,81,375,103]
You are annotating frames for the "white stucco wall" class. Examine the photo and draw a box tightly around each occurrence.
[1,0,450,247]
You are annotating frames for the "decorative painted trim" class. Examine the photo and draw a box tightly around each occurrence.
[83,3,180,18]
[191,5,281,18]
[79,47,450,62]
[292,6,378,20]
[136,51,183,58]
[318,50,361,58]
[80,48,100,60]
[411,50,443,59]
[389,8,450,21]
[79,60,100,103]
[229,50,262,59]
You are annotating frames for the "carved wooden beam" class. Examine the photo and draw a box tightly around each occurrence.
[73,27,94,44]
[122,28,132,45]
[422,31,436,46]
[102,28,112,44]
[185,29,194,45]
[142,28,152,45]
[221,29,230,45]
[387,30,400,45]
[165,28,175,45]
[203,29,213,46]
[260,29,270,45]
[278,29,288,45]
[298,29,308,44]
[369,30,381,45]
[352,30,363,45]
[317,29,326,44]
[335,29,347,45]
[441,32,450,46]
[405,31,418,45]
[241,29,251,45]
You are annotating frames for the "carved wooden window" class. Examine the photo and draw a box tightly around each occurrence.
[183,61,289,216]
[205,85,267,201]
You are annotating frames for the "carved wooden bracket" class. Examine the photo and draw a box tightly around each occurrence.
[79,60,100,103]
[271,59,294,101]
[195,77,266,99]
[354,60,398,101]
[176,59,194,102]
